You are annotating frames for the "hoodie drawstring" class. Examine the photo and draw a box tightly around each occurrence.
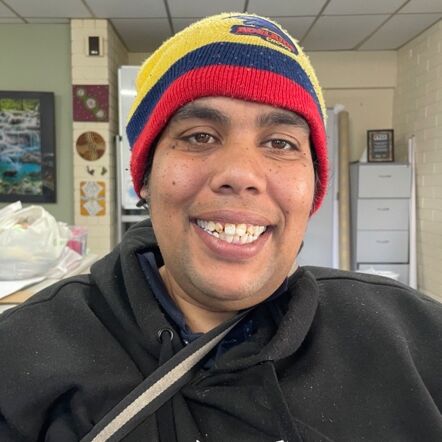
[156,328,178,442]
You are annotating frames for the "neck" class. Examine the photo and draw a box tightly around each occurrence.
[159,266,237,333]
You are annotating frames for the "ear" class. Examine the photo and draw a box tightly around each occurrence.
[140,184,150,200]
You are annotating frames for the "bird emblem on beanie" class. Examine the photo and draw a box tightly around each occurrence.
[127,12,328,212]
[229,15,299,54]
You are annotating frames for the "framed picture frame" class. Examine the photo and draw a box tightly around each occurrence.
[0,91,56,202]
[367,129,394,162]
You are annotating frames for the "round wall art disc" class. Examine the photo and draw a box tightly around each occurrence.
[76,131,106,161]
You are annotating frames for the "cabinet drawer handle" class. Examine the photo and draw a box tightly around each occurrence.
[378,174,392,178]
[377,207,390,211]
[376,240,390,244]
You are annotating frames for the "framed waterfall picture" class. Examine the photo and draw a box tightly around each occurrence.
[0,91,56,202]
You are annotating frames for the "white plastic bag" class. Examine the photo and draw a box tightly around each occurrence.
[0,202,70,280]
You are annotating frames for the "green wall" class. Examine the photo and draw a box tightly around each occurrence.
[0,24,73,223]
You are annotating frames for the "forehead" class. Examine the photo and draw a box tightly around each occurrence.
[168,97,310,131]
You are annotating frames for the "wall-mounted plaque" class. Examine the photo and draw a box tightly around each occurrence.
[367,129,394,162]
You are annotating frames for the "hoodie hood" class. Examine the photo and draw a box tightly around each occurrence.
[89,218,320,368]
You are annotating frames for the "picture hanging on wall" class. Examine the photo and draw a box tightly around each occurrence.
[80,180,106,216]
[73,85,109,122]
[0,91,56,202]
[367,129,394,162]
[75,131,106,161]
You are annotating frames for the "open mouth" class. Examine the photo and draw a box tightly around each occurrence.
[195,219,268,244]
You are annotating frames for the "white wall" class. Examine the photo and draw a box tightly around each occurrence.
[310,51,397,162]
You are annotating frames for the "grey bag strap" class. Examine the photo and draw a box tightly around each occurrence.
[81,311,249,442]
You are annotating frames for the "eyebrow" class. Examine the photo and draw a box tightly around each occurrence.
[170,104,230,126]
[170,102,310,133]
[257,110,310,133]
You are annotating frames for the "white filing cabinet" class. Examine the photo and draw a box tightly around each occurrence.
[350,163,411,285]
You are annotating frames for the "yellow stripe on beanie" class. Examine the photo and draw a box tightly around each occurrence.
[129,13,326,123]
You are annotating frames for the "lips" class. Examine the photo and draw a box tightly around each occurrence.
[191,211,273,261]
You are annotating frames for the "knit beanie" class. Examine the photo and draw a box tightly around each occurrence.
[127,12,328,212]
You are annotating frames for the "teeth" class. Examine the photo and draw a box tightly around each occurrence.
[196,219,268,245]
[219,232,234,243]
[224,223,235,235]
[236,223,247,236]
[256,226,265,235]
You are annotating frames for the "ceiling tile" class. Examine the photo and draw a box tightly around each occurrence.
[111,18,172,52]
[2,0,439,52]
[173,15,315,40]
[0,2,16,17]
[4,0,91,18]
[167,0,246,18]
[302,15,388,50]
[270,16,316,41]
[0,17,24,23]
[324,0,406,15]
[400,0,442,13]
[247,0,326,16]
[360,13,442,50]
[85,0,167,18]
[172,17,200,33]
[26,18,70,24]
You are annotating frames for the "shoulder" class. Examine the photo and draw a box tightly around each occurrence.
[0,274,96,326]
[0,272,132,387]
[0,274,106,366]
[300,266,442,331]
[304,265,440,308]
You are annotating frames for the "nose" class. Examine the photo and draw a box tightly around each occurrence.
[208,141,267,196]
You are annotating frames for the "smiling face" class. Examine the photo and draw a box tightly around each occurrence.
[142,97,315,317]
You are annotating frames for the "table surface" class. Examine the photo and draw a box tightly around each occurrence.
[0,254,98,305]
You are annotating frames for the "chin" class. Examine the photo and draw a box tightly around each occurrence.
[189,272,279,310]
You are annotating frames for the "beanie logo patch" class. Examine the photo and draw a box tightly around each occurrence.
[229,15,298,55]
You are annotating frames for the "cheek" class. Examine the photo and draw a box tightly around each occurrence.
[271,164,315,216]
[149,152,205,206]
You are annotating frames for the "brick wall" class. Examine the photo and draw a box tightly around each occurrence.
[393,19,442,301]
[71,20,128,257]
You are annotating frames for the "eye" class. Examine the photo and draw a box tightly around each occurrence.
[184,132,217,144]
[264,138,298,150]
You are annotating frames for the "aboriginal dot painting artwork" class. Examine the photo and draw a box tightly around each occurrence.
[76,131,106,161]
[73,85,109,122]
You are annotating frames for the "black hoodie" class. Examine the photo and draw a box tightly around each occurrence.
[0,220,441,441]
